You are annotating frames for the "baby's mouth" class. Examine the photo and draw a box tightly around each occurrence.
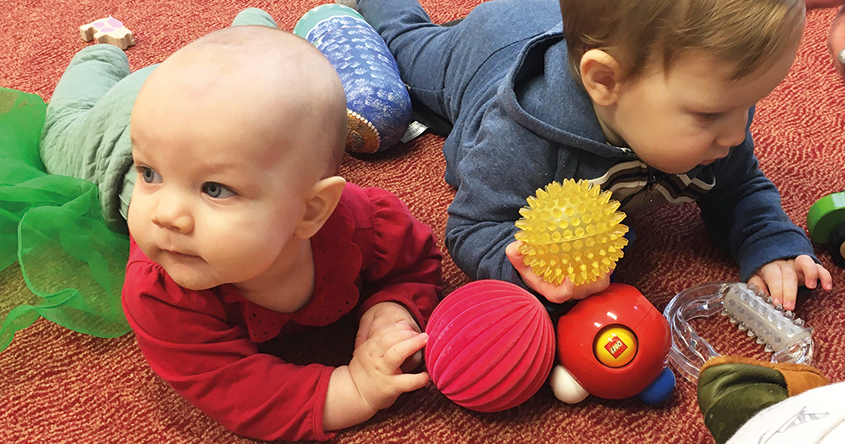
[162,248,198,260]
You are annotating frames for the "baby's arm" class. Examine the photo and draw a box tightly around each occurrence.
[697,123,829,307]
[316,185,442,431]
[353,186,442,326]
[748,255,833,310]
[445,110,607,303]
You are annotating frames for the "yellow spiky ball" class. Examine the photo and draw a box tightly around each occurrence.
[514,179,629,286]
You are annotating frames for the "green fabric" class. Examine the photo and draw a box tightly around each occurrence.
[698,363,789,444]
[0,87,130,352]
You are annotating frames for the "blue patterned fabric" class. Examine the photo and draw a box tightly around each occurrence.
[296,5,412,153]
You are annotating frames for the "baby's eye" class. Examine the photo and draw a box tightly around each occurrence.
[695,112,722,122]
[139,166,162,184]
[202,182,236,199]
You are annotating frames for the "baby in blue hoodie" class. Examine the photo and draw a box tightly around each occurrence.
[354,0,832,309]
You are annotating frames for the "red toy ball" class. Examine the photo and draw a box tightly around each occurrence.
[556,283,670,399]
[424,280,556,412]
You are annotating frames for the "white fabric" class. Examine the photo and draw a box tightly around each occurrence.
[728,381,845,444]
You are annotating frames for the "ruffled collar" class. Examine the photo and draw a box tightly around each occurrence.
[220,195,362,342]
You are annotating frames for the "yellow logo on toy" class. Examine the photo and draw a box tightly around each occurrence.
[594,325,638,367]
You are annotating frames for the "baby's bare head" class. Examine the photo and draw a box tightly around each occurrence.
[133,26,348,182]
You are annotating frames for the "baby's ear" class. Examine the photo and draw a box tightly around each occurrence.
[296,176,347,239]
[579,49,623,106]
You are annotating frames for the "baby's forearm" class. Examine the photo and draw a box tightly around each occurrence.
[322,366,378,431]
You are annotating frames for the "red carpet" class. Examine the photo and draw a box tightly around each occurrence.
[2,1,845,443]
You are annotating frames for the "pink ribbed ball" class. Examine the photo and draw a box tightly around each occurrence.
[424,280,556,412]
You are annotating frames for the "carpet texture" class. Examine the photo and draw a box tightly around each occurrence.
[2,1,845,443]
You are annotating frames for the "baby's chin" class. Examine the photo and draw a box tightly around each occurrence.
[624,149,697,175]
[698,157,722,166]
[161,262,220,291]
[649,159,704,175]
[170,276,218,291]
[643,164,691,175]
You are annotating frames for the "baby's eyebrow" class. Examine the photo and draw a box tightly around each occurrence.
[682,100,733,113]
[191,162,263,190]
[199,161,245,175]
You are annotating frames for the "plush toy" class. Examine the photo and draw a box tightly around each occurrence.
[424,280,556,412]
[697,356,830,444]
[294,4,412,154]
[550,283,675,404]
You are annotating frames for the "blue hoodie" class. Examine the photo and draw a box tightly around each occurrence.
[364,0,816,286]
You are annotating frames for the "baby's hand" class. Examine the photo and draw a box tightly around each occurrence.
[748,255,833,311]
[357,302,421,345]
[324,329,429,431]
[357,302,423,371]
[349,328,430,411]
[506,240,610,304]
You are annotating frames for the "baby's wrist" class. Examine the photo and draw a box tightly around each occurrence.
[374,301,421,330]
[324,366,378,431]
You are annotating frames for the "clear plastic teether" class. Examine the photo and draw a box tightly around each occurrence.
[663,282,813,383]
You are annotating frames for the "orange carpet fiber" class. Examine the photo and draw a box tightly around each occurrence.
[2,1,845,443]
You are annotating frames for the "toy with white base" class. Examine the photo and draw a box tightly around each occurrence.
[550,283,676,404]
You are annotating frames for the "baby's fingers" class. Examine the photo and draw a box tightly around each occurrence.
[747,275,768,297]
[384,332,428,370]
[392,371,431,393]
[794,255,833,291]
[570,273,611,300]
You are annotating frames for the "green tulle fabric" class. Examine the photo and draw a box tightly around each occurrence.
[0,87,130,352]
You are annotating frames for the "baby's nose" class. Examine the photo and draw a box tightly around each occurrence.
[152,192,194,233]
[715,112,749,149]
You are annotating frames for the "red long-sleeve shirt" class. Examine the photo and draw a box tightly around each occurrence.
[122,184,442,441]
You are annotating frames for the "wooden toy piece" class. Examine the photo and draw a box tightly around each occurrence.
[80,17,135,50]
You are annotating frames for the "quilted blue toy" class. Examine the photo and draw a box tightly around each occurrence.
[294,4,412,154]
